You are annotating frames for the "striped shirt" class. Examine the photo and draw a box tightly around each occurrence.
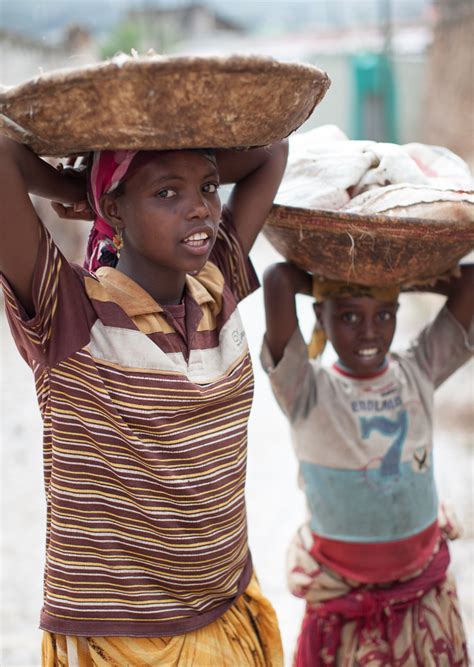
[2,208,258,637]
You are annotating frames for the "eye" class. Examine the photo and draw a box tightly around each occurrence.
[341,312,359,324]
[378,310,394,322]
[202,182,220,194]
[156,188,176,199]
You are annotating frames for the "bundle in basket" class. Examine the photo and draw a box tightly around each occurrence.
[263,126,474,286]
[0,54,330,156]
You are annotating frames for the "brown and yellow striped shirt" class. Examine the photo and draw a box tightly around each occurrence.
[2,209,258,637]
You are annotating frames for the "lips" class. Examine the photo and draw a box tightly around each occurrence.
[180,226,214,256]
[183,231,210,247]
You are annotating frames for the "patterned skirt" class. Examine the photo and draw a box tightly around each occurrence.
[42,574,283,667]
[287,524,469,666]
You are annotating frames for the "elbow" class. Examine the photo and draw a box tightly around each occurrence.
[263,262,291,291]
[277,137,289,155]
[271,137,289,166]
[263,262,311,296]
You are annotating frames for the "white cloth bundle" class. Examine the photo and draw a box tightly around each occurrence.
[275,125,474,222]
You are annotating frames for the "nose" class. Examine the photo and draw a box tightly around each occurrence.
[186,192,209,220]
[360,317,377,340]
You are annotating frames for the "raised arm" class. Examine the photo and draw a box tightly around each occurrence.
[442,264,474,332]
[0,137,88,315]
[410,264,474,332]
[215,140,288,256]
[263,262,312,365]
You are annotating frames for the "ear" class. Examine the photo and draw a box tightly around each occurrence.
[100,193,125,229]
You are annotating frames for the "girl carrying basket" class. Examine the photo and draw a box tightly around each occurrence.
[0,131,288,665]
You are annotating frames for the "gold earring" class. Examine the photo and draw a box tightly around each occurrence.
[112,227,124,258]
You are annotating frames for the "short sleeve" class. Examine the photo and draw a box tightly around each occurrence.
[260,325,317,422]
[1,224,94,368]
[209,205,259,303]
[406,305,474,389]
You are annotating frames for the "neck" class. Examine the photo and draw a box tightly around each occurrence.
[116,251,185,305]
[335,357,388,378]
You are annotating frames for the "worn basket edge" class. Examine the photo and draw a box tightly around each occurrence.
[265,203,474,236]
[0,55,330,102]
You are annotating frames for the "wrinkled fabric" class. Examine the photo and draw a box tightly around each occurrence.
[275,125,473,212]
[85,150,138,272]
[311,278,400,305]
[42,575,283,667]
[288,523,468,666]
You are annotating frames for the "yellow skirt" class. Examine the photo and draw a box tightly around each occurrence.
[42,574,283,667]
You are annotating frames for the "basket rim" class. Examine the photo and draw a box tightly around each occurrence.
[0,55,330,102]
[0,55,331,157]
[265,203,474,238]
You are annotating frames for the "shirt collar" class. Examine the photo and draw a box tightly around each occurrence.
[332,358,389,380]
[95,267,215,317]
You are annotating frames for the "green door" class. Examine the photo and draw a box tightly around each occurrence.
[352,52,397,143]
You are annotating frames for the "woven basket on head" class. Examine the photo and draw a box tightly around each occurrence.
[263,205,474,286]
[0,54,330,157]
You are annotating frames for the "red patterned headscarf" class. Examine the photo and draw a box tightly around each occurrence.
[85,150,139,272]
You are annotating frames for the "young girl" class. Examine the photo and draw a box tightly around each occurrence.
[0,136,288,666]
[261,261,472,665]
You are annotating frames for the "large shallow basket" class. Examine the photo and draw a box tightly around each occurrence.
[0,55,330,156]
[263,205,474,286]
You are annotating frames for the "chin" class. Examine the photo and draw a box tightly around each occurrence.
[184,258,208,276]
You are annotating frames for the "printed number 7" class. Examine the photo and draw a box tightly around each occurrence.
[359,410,408,477]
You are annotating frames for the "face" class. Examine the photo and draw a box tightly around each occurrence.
[103,150,222,275]
[315,296,398,375]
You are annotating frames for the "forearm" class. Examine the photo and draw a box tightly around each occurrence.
[0,137,86,204]
[0,138,87,313]
[263,262,312,364]
[216,140,288,255]
[216,140,288,183]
